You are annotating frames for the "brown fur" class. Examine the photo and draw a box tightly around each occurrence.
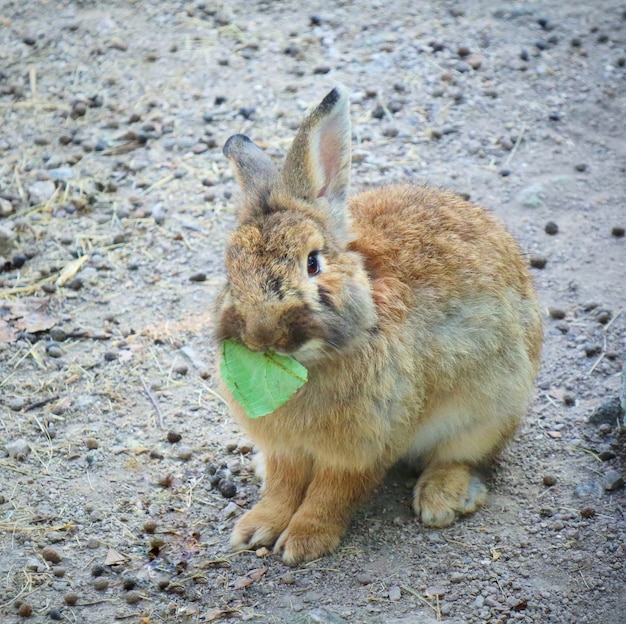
[215,87,543,565]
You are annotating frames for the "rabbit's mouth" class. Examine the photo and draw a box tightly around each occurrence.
[276,338,328,364]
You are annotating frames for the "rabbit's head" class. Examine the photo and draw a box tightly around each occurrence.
[215,87,377,363]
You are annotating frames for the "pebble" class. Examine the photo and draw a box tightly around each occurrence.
[529,254,547,269]
[94,577,109,591]
[611,226,625,237]
[0,224,16,255]
[543,475,557,486]
[28,180,56,205]
[143,519,157,534]
[544,221,559,235]
[176,445,193,461]
[174,363,188,375]
[603,470,624,491]
[52,567,66,577]
[103,351,117,361]
[18,603,33,617]
[167,431,182,443]
[6,438,31,459]
[238,106,256,120]
[123,576,137,590]
[574,163,588,172]
[357,573,373,585]
[371,105,386,120]
[580,506,596,518]
[189,272,206,282]
[87,538,101,550]
[589,397,624,425]
[583,343,601,357]
[48,608,62,620]
[218,479,237,498]
[548,307,566,319]
[11,253,26,268]
[596,310,611,324]
[125,590,142,604]
[221,501,240,519]
[449,572,465,583]
[64,592,78,605]
[86,437,99,450]
[41,546,62,563]
[388,585,401,601]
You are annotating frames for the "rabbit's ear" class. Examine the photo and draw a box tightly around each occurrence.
[223,134,277,208]
[281,87,352,234]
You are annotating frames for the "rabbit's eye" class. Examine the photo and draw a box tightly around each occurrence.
[307,251,321,277]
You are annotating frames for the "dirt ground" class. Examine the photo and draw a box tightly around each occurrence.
[1,1,625,623]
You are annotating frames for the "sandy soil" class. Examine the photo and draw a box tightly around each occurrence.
[1,1,625,623]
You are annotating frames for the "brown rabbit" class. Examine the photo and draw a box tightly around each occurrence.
[214,87,542,565]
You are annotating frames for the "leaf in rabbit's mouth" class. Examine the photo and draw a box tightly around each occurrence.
[220,340,308,418]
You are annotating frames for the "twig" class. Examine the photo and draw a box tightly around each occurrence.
[140,375,164,428]
[504,123,527,167]
[603,309,622,332]
[401,585,441,620]
[588,352,605,375]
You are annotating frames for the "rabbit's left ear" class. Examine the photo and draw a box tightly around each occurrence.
[280,87,352,234]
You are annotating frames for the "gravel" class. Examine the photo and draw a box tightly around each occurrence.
[0,1,624,623]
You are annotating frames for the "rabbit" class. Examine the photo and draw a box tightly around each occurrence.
[214,86,542,565]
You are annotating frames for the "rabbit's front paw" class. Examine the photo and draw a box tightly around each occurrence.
[414,464,487,528]
[230,503,292,551]
[274,518,343,565]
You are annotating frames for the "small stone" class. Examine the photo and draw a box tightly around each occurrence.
[574,163,588,172]
[520,48,530,61]
[611,226,625,237]
[143,519,157,534]
[94,577,109,591]
[46,344,63,358]
[125,590,142,604]
[388,585,402,601]
[535,39,549,51]
[548,307,566,320]
[86,437,99,450]
[603,470,624,491]
[218,479,237,498]
[580,506,596,518]
[123,576,137,590]
[66,277,83,291]
[357,573,373,585]
[11,253,26,268]
[563,393,575,406]
[313,66,331,74]
[189,272,206,282]
[167,431,182,444]
[42,546,62,563]
[589,396,625,425]
[529,255,547,269]
[174,363,188,375]
[6,438,31,459]
[543,475,557,486]
[64,592,78,606]
[371,105,385,120]
[281,573,295,585]
[584,343,601,357]
[52,567,66,577]
[545,221,559,235]
[48,608,62,620]
[457,44,471,57]
[103,351,117,362]
[28,180,56,205]
[499,168,511,177]
[449,572,465,583]
[176,445,193,461]
[238,106,256,120]
[221,501,240,520]
[18,603,33,617]
[596,310,611,324]
[87,538,101,550]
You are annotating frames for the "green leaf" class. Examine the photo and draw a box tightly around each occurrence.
[220,340,308,418]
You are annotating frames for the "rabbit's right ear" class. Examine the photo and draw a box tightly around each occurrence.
[223,134,277,218]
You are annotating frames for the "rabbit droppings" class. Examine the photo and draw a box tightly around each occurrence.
[214,87,542,565]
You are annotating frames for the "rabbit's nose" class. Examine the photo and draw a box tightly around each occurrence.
[242,320,279,352]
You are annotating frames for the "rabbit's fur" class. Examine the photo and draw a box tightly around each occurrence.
[215,87,542,565]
